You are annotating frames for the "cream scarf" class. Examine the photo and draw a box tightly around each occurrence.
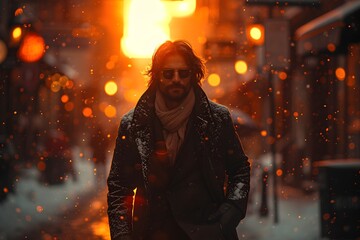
[155,88,195,164]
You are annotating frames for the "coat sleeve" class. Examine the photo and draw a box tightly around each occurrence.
[107,117,139,239]
[221,110,251,219]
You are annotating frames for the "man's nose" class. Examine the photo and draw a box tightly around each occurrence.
[172,71,181,82]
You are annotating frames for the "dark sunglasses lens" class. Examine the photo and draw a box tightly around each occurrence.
[179,69,190,79]
[162,70,174,80]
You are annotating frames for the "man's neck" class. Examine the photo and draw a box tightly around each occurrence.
[165,100,182,110]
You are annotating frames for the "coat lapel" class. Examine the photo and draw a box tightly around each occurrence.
[132,88,156,189]
[193,86,225,203]
[193,86,215,143]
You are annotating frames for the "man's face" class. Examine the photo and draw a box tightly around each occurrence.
[158,53,192,106]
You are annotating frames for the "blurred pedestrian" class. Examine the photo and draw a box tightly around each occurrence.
[107,40,250,240]
[41,129,77,185]
[90,123,109,187]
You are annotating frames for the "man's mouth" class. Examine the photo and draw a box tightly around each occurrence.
[168,85,185,91]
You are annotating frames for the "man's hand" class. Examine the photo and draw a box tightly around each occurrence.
[208,201,242,235]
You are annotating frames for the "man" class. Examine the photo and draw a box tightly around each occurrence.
[107,40,250,240]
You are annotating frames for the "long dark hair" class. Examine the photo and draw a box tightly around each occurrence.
[146,40,206,87]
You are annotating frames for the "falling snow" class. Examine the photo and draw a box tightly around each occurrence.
[1,0,360,239]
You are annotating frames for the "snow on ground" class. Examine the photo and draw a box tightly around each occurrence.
[237,178,323,240]
[1,147,326,240]
[0,147,99,240]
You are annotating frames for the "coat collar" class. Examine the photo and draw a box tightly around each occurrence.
[131,85,216,187]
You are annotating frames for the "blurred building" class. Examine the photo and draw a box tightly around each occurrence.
[1,0,125,163]
[238,0,360,188]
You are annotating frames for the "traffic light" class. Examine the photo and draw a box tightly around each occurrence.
[10,26,23,46]
[17,32,45,63]
[6,5,45,64]
[247,24,264,45]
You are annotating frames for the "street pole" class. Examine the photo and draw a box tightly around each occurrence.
[259,168,269,216]
[265,8,279,224]
[268,71,279,224]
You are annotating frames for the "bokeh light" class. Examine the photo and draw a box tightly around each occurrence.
[104,81,118,96]
[37,161,46,171]
[50,81,61,92]
[91,217,110,239]
[82,107,93,117]
[250,27,262,40]
[61,94,69,103]
[59,76,69,87]
[14,8,23,16]
[104,105,116,118]
[12,27,22,40]
[207,73,221,87]
[335,67,345,81]
[18,33,45,62]
[247,24,264,45]
[64,102,75,112]
[66,80,74,89]
[327,43,336,52]
[235,60,248,74]
[278,71,287,80]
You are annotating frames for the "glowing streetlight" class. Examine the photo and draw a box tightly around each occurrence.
[247,24,264,45]
[121,0,196,58]
[164,0,196,17]
[121,0,171,58]
[12,27,22,41]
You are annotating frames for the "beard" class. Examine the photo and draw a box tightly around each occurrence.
[160,83,191,102]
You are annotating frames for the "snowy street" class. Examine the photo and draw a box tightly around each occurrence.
[0,146,326,240]
[2,0,360,239]
[0,146,110,240]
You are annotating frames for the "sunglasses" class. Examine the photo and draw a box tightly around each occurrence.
[161,68,191,80]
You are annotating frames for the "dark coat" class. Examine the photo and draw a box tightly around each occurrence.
[107,85,250,240]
